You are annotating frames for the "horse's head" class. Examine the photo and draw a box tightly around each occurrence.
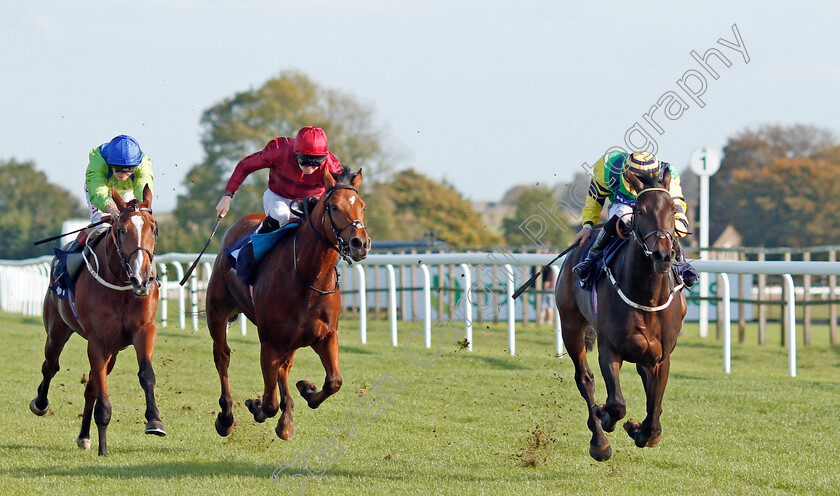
[625,169,677,274]
[318,167,371,263]
[111,185,158,296]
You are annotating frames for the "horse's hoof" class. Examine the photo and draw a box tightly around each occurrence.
[145,420,167,436]
[77,437,91,450]
[296,380,317,399]
[215,414,234,437]
[275,422,295,440]
[645,433,662,447]
[29,398,48,416]
[589,443,613,461]
[245,399,267,423]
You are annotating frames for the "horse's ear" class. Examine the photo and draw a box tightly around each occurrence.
[111,187,127,211]
[351,168,363,189]
[624,170,644,194]
[142,184,153,206]
[660,167,672,191]
[325,170,337,190]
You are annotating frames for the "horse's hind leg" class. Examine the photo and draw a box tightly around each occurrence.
[208,301,235,437]
[81,343,113,456]
[563,321,611,461]
[245,343,284,425]
[624,357,671,448]
[297,331,343,409]
[30,310,73,415]
[275,351,297,440]
[597,343,627,433]
[133,325,165,436]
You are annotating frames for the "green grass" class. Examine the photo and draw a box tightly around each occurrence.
[2,310,840,495]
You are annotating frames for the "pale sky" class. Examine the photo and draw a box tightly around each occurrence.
[2,1,839,212]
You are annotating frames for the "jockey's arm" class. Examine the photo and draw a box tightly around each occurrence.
[666,166,690,237]
[85,147,116,213]
[131,155,154,201]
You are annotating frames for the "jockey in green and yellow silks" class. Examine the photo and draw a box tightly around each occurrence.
[572,151,690,283]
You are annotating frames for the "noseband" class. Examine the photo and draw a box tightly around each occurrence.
[112,206,157,282]
[630,188,675,259]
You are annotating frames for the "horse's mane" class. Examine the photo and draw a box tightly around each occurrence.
[331,165,357,186]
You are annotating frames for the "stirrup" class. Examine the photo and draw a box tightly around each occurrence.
[573,260,593,281]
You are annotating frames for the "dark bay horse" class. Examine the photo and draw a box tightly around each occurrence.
[206,167,370,440]
[556,170,687,461]
[31,186,163,456]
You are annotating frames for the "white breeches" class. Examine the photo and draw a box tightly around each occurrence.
[263,189,294,224]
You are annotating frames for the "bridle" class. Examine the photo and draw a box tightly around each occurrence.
[303,184,367,265]
[603,187,684,312]
[629,188,676,259]
[295,183,368,294]
[112,206,157,280]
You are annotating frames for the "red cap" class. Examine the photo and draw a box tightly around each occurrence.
[293,126,329,155]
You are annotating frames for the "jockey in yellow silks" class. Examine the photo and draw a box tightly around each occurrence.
[572,151,690,283]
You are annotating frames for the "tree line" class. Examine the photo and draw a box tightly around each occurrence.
[2,71,839,259]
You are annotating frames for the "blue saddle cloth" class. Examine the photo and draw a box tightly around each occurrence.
[579,236,627,290]
[224,221,300,286]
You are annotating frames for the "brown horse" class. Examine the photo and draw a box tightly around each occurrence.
[206,167,370,440]
[31,185,163,456]
[556,170,687,461]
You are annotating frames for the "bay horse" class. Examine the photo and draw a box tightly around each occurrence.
[206,167,370,440]
[31,185,163,456]
[556,170,687,461]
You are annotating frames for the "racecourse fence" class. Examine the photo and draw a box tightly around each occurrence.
[3,248,840,377]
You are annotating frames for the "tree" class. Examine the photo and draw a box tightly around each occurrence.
[174,70,396,251]
[730,150,840,247]
[366,169,501,247]
[711,124,838,241]
[501,184,575,248]
[0,159,86,259]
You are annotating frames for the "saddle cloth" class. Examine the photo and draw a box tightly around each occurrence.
[224,221,300,286]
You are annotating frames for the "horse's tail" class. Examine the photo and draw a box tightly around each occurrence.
[584,326,596,351]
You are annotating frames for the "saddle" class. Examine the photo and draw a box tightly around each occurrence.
[224,221,301,286]
[49,232,108,300]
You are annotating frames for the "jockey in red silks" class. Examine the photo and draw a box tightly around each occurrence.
[215,126,343,234]
[571,151,695,285]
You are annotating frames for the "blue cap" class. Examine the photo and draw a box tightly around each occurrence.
[101,135,143,167]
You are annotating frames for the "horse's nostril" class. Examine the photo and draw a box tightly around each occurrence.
[350,237,362,250]
[365,238,371,250]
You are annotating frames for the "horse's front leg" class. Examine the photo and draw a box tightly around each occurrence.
[296,331,343,409]
[133,326,166,436]
[624,356,671,448]
[30,309,74,416]
[596,342,626,433]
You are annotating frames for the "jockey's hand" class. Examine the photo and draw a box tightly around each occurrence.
[106,203,120,221]
[573,225,592,246]
[216,195,231,218]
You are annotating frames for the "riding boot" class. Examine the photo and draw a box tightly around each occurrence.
[54,240,83,291]
[255,215,281,235]
[573,226,616,283]
[673,239,700,287]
